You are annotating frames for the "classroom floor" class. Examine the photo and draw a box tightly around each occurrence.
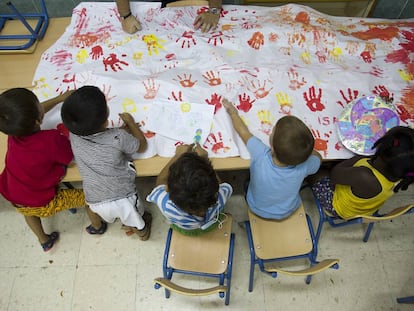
[0,169,413,311]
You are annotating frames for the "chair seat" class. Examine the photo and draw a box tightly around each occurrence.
[168,214,233,274]
[248,205,312,259]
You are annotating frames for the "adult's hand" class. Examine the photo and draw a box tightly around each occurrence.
[194,12,219,33]
[121,15,142,34]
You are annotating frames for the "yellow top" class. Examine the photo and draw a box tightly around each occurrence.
[333,158,395,219]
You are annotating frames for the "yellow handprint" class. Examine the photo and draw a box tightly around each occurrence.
[276,92,293,115]
[142,34,165,56]
[329,47,343,62]
[257,109,274,135]
[76,49,89,64]
[122,98,137,113]
[301,51,311,65]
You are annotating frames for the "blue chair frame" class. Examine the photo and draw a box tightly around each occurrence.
[0,0,49,51]
[154,216,235,305]
[245,205,339,292]
[308,185,414,244]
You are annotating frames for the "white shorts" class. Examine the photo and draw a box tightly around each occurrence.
[88,194,145,230]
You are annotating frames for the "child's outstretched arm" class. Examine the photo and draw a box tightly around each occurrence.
[42,90,75,114]
[119,112,147,153]
[156,144,192,186]
[222,99,252,144]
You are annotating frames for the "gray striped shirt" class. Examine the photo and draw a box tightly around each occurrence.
[70,128,139,204]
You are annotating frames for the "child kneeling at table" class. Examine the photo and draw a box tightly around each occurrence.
[309,126,414,219]
[222,98,321,220]
[0,88,105,252]
[146,144,233,236]
[61,86,152,240]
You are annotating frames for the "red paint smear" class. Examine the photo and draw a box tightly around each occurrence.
[351,26,399,41]
[401,86,414,115]
[295,12,310,24]
[386,49,409,64]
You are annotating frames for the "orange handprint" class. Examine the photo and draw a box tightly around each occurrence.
[311,128,331,158]
[247,32,264,50]
[175,73,197,88]
[247,79,273,99]
[203,70,221,86]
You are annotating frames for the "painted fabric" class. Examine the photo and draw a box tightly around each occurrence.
[33,2,414,160]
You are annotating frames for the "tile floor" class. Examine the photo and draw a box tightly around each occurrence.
[0,169,413,311]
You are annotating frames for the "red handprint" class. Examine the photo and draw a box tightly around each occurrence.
[175,73,197,88]
[372,85,394,103]
[205,93,222,114]
[176,31,197,48]
[396,104,414,124]
[237,93,256,112]
[203,132,230,154]
[168,91,183,101]
[311,129,331,158]
[208,32,224,46]
[288,68,306,90]
[90,45,103,60]
[360,50,372,63]
[337,88,359,108]
[303,86,325,112]
[203,70,221,86]
[247,32,264,50]
[55,73,76,95]
[103,53,128,72]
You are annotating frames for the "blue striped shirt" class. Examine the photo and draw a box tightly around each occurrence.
[146,183,233,230]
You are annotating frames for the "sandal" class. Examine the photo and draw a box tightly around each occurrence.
[137,212,152,241]
[41,231,59,252]
[86,221,107,235]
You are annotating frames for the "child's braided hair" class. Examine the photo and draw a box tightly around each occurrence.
[372,126,414,193]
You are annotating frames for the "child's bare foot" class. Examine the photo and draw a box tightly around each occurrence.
[121,224,135,236]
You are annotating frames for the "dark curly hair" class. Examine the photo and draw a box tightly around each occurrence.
[61,86,108,136]
[168,152,219,216]
[0,88,41,136]
[372,126,414,193]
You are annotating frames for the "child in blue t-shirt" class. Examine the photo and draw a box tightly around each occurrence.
[222,98,321,219]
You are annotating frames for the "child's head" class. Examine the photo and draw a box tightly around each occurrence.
[61,86,108,136]
[0,88,43,136]
[372,126,414,192]
[270,115,314,165]
[168,152,219,216]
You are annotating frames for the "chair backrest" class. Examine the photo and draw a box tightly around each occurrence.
[247,204,313,259]
[166,0,209,7]
[168,214,233,274]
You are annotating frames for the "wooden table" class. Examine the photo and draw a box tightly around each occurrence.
[0,17,250,181]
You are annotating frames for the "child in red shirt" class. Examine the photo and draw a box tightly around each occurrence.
[0,88,105,252]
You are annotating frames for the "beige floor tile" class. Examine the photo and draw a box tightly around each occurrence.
[0,170,413,310]
[8,266,76,311]
[72,265,136,311]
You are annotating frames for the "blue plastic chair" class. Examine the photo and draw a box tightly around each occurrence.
[308,185,414,243]
[154,213,235,305]
[0,0,49,51]
[245,204,339,292]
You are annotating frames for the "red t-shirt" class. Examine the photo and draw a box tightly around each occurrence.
[0,130,73,206]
